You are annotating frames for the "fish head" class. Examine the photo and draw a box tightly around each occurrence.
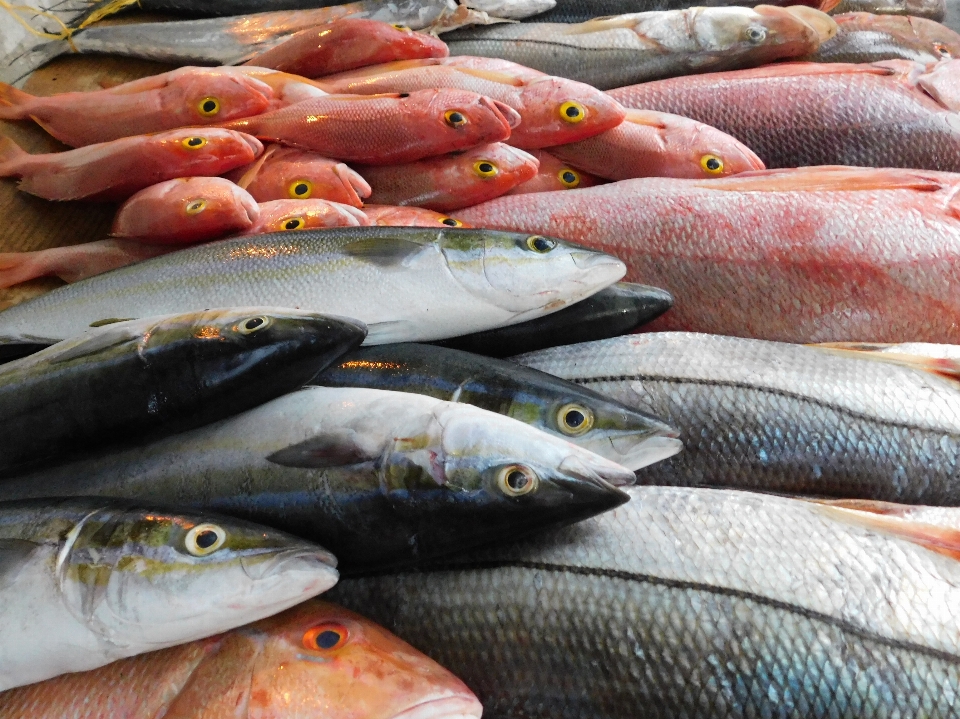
[247,146,372,207]
[444,142,540,200]
[364,205,474,228]
[918,59,960,112]
[416,88,518,149]
[333,18,451,68]
[509,150,606,194]
[513,76,627,149]
[243,600,482,719]
[56,503,338,648]
[438,228,625,318]
[246,199,371,234]
[155,127,262,174]
[687,6,832,64]
[164,67,275,125]
[911,18,960,61]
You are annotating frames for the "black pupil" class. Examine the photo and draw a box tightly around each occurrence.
[285,219,300,230]
[562,171,576,183]
[565,409,585,428]
[442,218,458,226]
[245,317,264,331]
[565,105,580,118]
[188,137,202,146]
[706,158,721,170]
[196,530,218,549]
[398,92,410,98]
[316,630,341,649]
[449,112,464,124]
[507,470,529,491]
[479,163,493,173]
[202,100,217,112]
[294,183,309,195]
[533,238,552,252]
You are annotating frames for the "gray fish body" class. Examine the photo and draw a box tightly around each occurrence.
[806,12,960,63]
[329,485,960,718]
[528,0,826,22]
[514,333,960,504]
[830,0,945,19]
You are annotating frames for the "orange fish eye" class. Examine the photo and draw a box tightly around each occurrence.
[288,179,313,199]
[197,97,221,117]
[935,43,952,58]
[181,136,208,150]
[559,101,585,124]
[557,168,580,188]
[700,154,724,175]
[444,110,468,128]
[391,23,411,31]
[473,160,498,178]
[184,198,208,215]
[441,217,463,227]
[282,217,305,231]
[303,623,349,651]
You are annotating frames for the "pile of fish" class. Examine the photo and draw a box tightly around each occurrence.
[1,0,960,716]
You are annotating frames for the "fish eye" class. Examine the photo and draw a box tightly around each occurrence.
[497,464,539,497]
[700,154,724,175]
[282,217,305,231]
[238,315,271,334]
[744,25,766,43]
[526,235,556,253]
[558,168,580,188]
[288,179,314,199]
[473,160,499,178]
[557,403,595,436]
[184,198,208,215]
[185,523,226,556]
[559,101,585,124]
[197,97,221,117]
[391,23,411,31]
[181,136,207,150]
[441,217,463,227]
[303,623,349,651]
[935,43,952,58]
[445,110,467,128]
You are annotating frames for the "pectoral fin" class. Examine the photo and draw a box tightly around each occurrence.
[810,342,960,382]
[267,430,376,468]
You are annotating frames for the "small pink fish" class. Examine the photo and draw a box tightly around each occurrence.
[549,109,765,181]
[244,19,449,78]
[0,240,173,288]
[226,144,371,206]
[363,204,473,227]
[357,142,539,212]
[112,177,259,245]
[240,198,371,233]
[440,56,547,82]
[0,67,275,147]
[233,67,330,107]
[0,128,262,202]
[218,89,519,164]
[507,150,606,194]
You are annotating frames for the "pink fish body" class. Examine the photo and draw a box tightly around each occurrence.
[0,67,276,147]
[240,198,371,234]
[112,177,259,245]
[226,144,371,206]
[233,66,330,107]
[362,204,473,227]
[440,56,547,82]
[550,108,764,181]
[0,240,174,288]
[0,128,262,202]
[507,149,606,194]
[318,60,627,149]
[358,142,539,212]
[218,88,519,164]
[458,166,960,343]
[244,18,450,78]
[915,58,960,113]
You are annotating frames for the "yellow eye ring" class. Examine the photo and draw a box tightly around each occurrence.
[526,235,556,253]
[497,464,539,497]
[185,523,226,557]
[288,179,314,199]
[197,97,221,117]
[559,101,585,124]
[440,217,463,227]
[700,154,724,175]
[181,136,207,150]
[184,198,208,215]
[391,23,411,31]
[557,168,580,188]
[473,160,498,178]
[237,316,271,334]
[556,403,595,436]
[444,109,468,128]
[282,217,305,231]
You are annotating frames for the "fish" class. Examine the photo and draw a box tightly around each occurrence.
[328,485,960,718]
[0,67,276,147]
[0,386,635,572]
[441,6,838,90]
[111,177,260,245]
[0,241,174,288]
[525,0,838,23]
[0,599,482,718]
[435,281,673,356]
[515,333,960,504]
[317,60,627,149]
[831,0,945,18]
[243,18,451,77]
[315,343,680,470]
[506,149,607,193]
[805,12,960,62]
[0,129,261,202]
[0,308,365,475]
[0,227,625,346]
[363,204,474,227]
[240,198,372,233]
[226,144,371,206]
[358,142,540,212]
[549,108,764,180]
[218,89,519,164]
[456,167,960,343]
[913,57,960,111]
[0,497,338,691]
[608,60,960,170]
[233,65,331,106]
[814,340,960,378]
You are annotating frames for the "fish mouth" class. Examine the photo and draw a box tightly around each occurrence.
[335,163,372,205]
[570,252,627,288]
[484,97,522,129]
[604,434,683,472]
[240,133,265,158]
[241,548,338,581]
[558,453,636,488]
[390,696,484,719]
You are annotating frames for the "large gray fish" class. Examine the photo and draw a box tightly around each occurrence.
[513,333,960,504]
[0,387,634,572]
[0,227,624,347]
[525,0,838,22]
[830,0,945,19]
[442,6,837,90]
[805,12,960,62]
[329,485,960,718]
[0,497,338,691]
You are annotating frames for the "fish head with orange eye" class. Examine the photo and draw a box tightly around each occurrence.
[165,67,276,124]
[243,600,483,719]
[510,76,626,149]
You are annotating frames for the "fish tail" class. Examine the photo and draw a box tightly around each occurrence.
[0,250,53,288]
[0,135,27,176]
[0,83,34,119]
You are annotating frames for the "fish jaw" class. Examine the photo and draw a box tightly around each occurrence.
[511,76,627,149]
[389,696,484,719]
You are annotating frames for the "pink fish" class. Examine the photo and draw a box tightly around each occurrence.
[244,19,449,78]
[0,128,261,202]
[914,58,960,112]
[218,89,519,164]
[317,59,626,149]
[439,56,547,83]
[240,198,371,233]
[549,109,765,181]
[0,240,173,288]
[357,142,539,212]
[362,204,473,227]
[112,177,259,245]
[507,149,606,194]
[233,66,331,107]
[225,144,371,206]
[458,166,960,343]
[0,67,275,147]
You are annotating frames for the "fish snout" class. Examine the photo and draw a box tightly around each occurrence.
[389,696,484,719]
[780,5,838,42]
[241,547,338,582]
[238,132,265,158]
[485,97,522,129]
[558,452,636,488]
[605,433,683,472]
[571,249,627,278]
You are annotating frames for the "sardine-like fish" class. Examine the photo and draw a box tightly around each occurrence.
[0,308,365,475]
[0,227,624,346]
[436,281,673,356]
[457,167,960,343]
[330,485,960,718]
[608,60,960,170]
[0,129,261,202]
[0,498,338,691]
[0,241,173,288]
[507,149,606,193]
[359,143,540,212]
[363,204,473,227]
[0,599,481,718]
[516,333,960,503]
[0,386,634,571]
[831,0,945,19]
[442,6,837,90]
[528,0,837,23]
[806,12,960,62]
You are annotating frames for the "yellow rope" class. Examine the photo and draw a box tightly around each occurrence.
[0,0,77,48]
[74,0,139,29]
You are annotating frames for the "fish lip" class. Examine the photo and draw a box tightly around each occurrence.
[239,132,265,158]
[240,547,338,581]
[484,97,522,129]
[604,434,683,472]
[389,696,483,719]
[557,454,636,488]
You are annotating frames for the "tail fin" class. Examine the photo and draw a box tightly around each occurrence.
[0,135,27,176]
[0,83,33,120]
[0,250,53,288]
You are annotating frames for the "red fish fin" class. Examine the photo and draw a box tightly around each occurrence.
[699,166,946,194]
[810,342,960,382]
[0,135,27,177]
[0,250,57,288]
[623,109,668,129]
[0,83,34,120]
[780,6,838,41]
[815,0,843,13]
[235,144,276,189]
[698,62,893,82]
[454,67,524,87]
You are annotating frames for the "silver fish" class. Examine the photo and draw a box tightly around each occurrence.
[829,0,945,20]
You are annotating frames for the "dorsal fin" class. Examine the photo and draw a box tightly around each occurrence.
[697,166,947,194]
[453,66,524,87]
[810,342,960,382]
